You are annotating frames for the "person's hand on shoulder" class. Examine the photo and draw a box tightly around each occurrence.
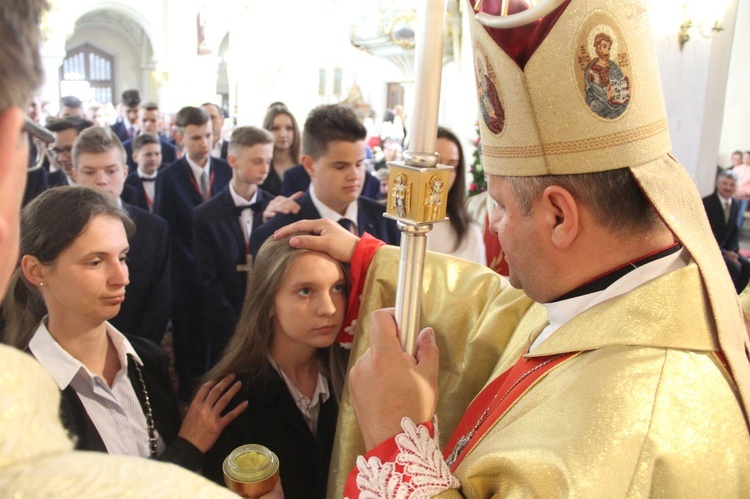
[263,191,303,222]
[178,374,248,453]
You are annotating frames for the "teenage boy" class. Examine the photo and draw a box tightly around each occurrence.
[122,103,177,171]
[194,126,276,365]
[45,117,93,186]
[72,126,171,345]
[154,105,232,397]
[250,104,399,254]
[125,132,162,211]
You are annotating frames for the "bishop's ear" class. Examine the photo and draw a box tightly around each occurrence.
[542,185,580,250]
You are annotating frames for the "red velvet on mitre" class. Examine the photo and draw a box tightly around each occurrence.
[470,0,571,69]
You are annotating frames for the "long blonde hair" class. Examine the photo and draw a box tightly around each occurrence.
[204,234,349,399]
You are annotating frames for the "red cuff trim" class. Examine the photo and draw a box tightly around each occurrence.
[337,234,385,344]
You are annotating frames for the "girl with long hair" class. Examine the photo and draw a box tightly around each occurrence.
[202,234,349,499]
[261,104,301,195]
[3,186,245,470]
[427,126,486,264]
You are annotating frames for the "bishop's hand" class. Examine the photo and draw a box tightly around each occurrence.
[349,308,439,451]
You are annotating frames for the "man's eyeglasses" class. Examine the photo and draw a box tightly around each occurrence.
[48,145,73,156]
[24,116,54,171]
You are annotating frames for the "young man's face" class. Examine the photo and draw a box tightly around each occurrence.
[229,143,273,187]
[178,123,212,166]
[303,140,366,215]
[201,104,223,145]
[73,148,127,201]
[133,143,162,175]
[138,109,160,135]
[125,106,139,125]
[50,128,79,175]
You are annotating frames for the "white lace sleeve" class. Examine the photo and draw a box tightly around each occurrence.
[351,417,460,499]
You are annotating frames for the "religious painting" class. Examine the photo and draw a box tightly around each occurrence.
[474,40,505,135]
[197,8,211,55]
[575,14,632,120]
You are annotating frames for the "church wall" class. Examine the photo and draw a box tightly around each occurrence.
[719,0,750,165]
[649,0,737,196]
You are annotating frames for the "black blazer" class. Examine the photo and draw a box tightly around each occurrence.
[250,190,399,255]
[23,167,49,206]
[703,193,740,252]
[123,136,177,172]
[203,366,338,499]
[55,335,203,470]
[124,170,153,212]
[193,186,275,363]
[108,203,171,345]
[280,163,382,201]
[153,156,232,272]
[47,169,70,187]
[111,119,132,143]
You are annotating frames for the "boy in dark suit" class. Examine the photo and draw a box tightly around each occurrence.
[71,126,171,344]
[194,126,276,365]
[125,133,162,212]
[251,104,400,254]
[45,117,93,186]
[702,169,750,292]
[154,106,232,398]
[111,89,141,143]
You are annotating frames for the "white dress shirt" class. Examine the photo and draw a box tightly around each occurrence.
[309,184,359,232]
[229,183,259,243]
[136,167,158,206]
[29,320,166,457]
[185,154,212,195]
[268,356,330,436]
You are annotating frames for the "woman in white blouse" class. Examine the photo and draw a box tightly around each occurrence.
[427,126,486,264]
[2,186,245,471]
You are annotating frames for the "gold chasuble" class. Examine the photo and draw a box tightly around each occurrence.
[330,0,750,496]
[330,248,750,497]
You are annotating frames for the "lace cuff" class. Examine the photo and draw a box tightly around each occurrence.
[344,417,460,499]
[337,233,386,346]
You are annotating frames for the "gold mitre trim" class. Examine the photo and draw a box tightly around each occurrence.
[469,0,670,176]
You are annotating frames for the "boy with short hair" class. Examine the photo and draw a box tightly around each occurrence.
[194,126,276,365]
[71,126,171,344]
[125,132,162,211]
[154,105,232,397]
[250,104,399,254]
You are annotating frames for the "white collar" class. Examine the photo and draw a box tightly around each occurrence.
[229,181,259,207]
[185,154,211,181]
[136,167,158,180]
[531,248,689,352]
[28,320,142,390]
[309,184,358,227]
[717,193,732,205]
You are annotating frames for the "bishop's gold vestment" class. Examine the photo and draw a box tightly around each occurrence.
[331,247,750,498]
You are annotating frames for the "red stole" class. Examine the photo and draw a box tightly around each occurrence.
[444,350,577,471]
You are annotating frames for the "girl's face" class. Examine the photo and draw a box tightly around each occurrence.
[270,114,295,152]
[436,137,459,191]
[272,252,346,353]
[30,215,129,327]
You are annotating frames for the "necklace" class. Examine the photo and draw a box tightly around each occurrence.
[446,353,565,467]
[130,356,158,458]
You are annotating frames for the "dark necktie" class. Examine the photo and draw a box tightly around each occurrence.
[338,218,355,234]
[235,202,263,216]
[140,177,156,182]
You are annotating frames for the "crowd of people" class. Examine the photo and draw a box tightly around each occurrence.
[2,0,750,497]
